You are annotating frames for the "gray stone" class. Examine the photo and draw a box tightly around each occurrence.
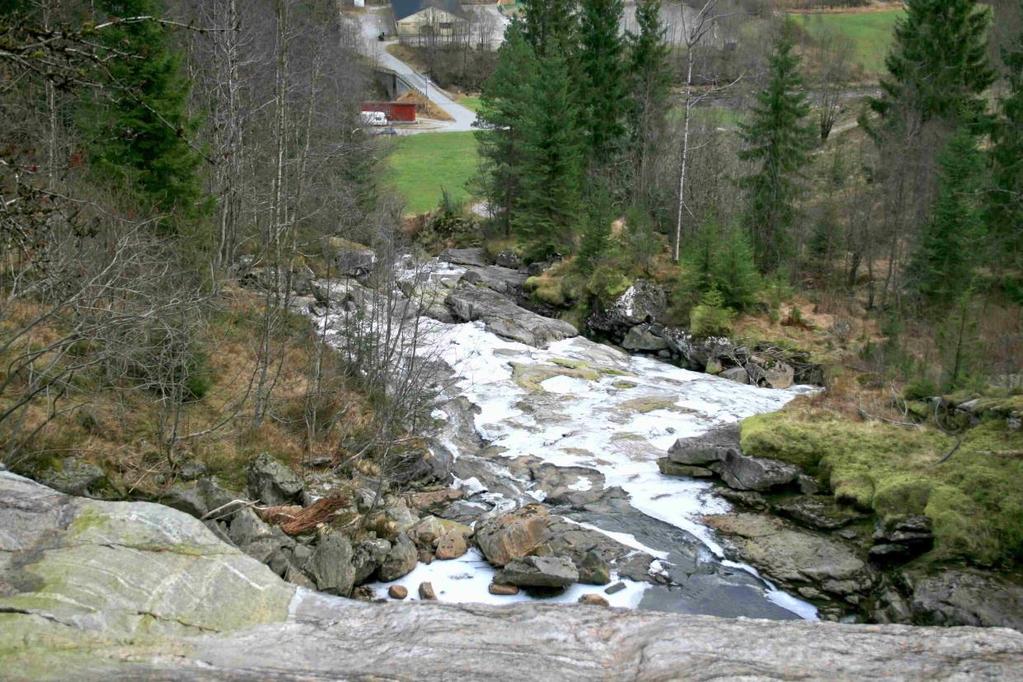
[719,366,750,385]
[870,515,934,564]
[2,471,1021,679]
[588,280,668,333]
[494,250,523,269]
[667,424,741,465]
[712,450,801,492]
[331,240,376,277]
[246,453,304,506]
[774,496,867,530]
[441,247,488,267]
[622,324,669,352]
[228,507,274,547]
[446,284,577,347]
[161,482,207,518]
[378,533,418,582]
[308,531,355,596]
[909,569,1023,630]
[352,537,391,584]
[36,457,106,496]
[763,362,795,389]
[657,458,714,478]
[461,265,528,296]
[496,555,579,588]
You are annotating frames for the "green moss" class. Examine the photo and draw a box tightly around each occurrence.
[612,380,638,390]
[551,357,588,370]
[619,396,684,414]
[740,412,1023,566]
[510,362,600,393]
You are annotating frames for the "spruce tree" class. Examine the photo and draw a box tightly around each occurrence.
[987,1,1023,276]
[578,0,628,162]
[626,0,671,193]
[82,0,204,219]
[869,0,994,130]
[521,0,577,58]
[514,52,585,260]
[739,32,814,273]
[908,129,987,306]
[475,22,538,236]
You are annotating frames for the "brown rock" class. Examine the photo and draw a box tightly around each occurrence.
[476,504,551,567]
[435,531,468,560]
[488,582,520,596]
[388,585,408,600]
[407,488,464,514]
[418,548,434,564]
[352,585,376,602]
[578,594,610,607]
[419,581,437,600]
[408,515,473,552]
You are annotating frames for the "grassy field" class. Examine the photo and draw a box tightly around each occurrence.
[458,95,483,113]
[387,131,479,214]
[791,9,904,76]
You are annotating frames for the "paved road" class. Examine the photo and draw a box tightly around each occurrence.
[355,9,478,133]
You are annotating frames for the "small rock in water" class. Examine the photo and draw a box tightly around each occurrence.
[488,582,520,596]
[434,531,468,560]
[578,594,610,607]
[419,581,437,600]
[388,585,408,600]
[604,582,627,595]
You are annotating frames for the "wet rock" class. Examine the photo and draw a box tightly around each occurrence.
[352,537,391,584]
[407,487,465,516]
[774,496,867,530]
[579,594,610,607]
[870,515,934,564]
[308,531,355,596]
[36,457,106,496]
[462,266,528,296]
[908,569,1023,629]
[330,239,376,277]
[657,458,714,478]
[710,450,800,492]
[476,504,551,566]
[388,585,408,600]
[667,424,740,466]
[622,324,669,352]
[246,453,303,506]
[378,533,418,582]
[587,280,667,334]
[494,250,522,269]
[704,513,873,600]
[446,284,577,347]
[496,555,579,588]
[719,367,750,385]
[418,581,437,600]
[716,488,770,511]
[365,500,419,541]
[605,582,627,595]
[488,582,520,596]
[441,247,488,267]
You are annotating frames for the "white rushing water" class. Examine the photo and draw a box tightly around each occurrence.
[328,260,819,618]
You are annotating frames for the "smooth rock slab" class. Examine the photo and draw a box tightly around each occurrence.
[446,284,577,347]
[4,474,1023,681]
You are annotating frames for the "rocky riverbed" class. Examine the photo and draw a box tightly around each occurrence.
[3,470,1022,679]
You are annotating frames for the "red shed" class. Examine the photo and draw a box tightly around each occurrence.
[360,101,416,122]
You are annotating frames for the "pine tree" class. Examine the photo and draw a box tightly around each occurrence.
[908,129,988,306]
[578,0,628,162]
[82,0,204,220]
[868,0,994,131]
[514,52,585,260]
[475,22,538,236]
[626,0,671,205]
[713,226,760,311]
[739,32,814,273]
[987,1,1023,276]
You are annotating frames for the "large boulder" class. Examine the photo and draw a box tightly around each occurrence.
[476,504,551,567]
[908,569,1023,630]
[378,533,419,582]
[35,456,107,497]
[440,247,488,267]
[710,450,801,492]
[587,280,667,334]
[774,496,867,531]
[704,513,874,601]
[246,453,304,506]
[461,266,528,297]
[446,284,577,347]
[870,515,934,564]
[3,472,1023,679]
[667,424,741,466]
[495,555,579,588]
[307,530,356,596]
[329,238,376,278]
[621,324,669,352]
[351,537,391,584]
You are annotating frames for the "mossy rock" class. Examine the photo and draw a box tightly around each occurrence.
[740,412,1023,567]
[510,362,601,393]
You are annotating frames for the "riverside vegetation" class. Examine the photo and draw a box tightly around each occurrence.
[2,0,1023,676]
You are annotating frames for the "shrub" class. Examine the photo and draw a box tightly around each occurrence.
[689,287,736,337]
[586,263,632,307]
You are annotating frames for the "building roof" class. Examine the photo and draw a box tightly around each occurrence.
[391,0,468,22]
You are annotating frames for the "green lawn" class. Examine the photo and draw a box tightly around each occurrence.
[791,9,904,76]
[387,131,479,215]
[458,95,483,113]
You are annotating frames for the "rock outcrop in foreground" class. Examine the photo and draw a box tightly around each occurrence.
[2,472,1021,681]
